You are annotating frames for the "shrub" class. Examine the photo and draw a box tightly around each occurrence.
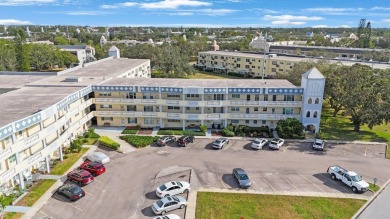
[63,155,68,159]
[199,125,207,134]
[120,135,159,148]
[84,128,100,138]
[98,136,120,150]
[183,130,205,136]
[276,118,305,139]
[158,130,182,135]
[222,128,235,137]
[121,129,138,134]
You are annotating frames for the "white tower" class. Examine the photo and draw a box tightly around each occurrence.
[182,34,187,41]
[300,67,326,133]
[100,35,107,47]
[41,27,44,33]
[108,46,120,59]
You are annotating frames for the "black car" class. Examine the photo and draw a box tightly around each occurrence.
[178,136,195,147]
[157,136,177,146]
[57,184,85,201]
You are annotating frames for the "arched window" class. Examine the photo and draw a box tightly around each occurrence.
[308,98,312,104]
[315,98,320,104]
[313,111,318,118]
[306,111,311,118]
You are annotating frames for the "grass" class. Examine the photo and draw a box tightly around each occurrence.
[320,103,390,143]
[196,192,366,219]
[3,212,23,219]
[83,137,98,145]
[369,183,380,193]
[121,129,138,134]
[50,147,89,175]
[16,180,57,207]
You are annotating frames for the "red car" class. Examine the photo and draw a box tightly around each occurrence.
[67,169,94,186]
[79,161,106,176]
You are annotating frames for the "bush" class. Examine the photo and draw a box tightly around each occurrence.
[183,130,206,136]
[121,129,138,134]
[276,118,305,139]
[158,130,182,135]
[199,125,207,134]
[222,128,235,137]
[98,136,120,150]
[83,128,100,138]
[120,135,160,148]
[63,155,68,159]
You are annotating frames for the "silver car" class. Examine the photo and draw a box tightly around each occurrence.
[232,168,251,189]
[212,138,229,149]
[268,138,285,150]
[151,195,187,215]
[313,139,325,151]
[251,138,268,150]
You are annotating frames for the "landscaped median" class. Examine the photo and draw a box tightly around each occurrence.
[195,192,366,219]
[120,135,159,148]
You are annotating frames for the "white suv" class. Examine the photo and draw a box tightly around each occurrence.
[313,139,325,151]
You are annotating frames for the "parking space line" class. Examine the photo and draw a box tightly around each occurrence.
[95,179,103,183]
[39,211,49,216]
[85,191,94,196]
[284,177,300,191]
[68,203,83,211]
[302,143,311,154]
[301,175,326,193]
[365,147,368,157]
[257,173,276,191]
[223,140,236,151]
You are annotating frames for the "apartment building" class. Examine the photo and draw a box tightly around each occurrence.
[196,51,390,78]
[0,56,150,191]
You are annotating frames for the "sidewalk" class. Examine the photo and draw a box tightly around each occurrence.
[21,145,97,219]
[93,126,136,153]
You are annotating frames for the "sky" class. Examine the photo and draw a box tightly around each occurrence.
[0,0,389,27]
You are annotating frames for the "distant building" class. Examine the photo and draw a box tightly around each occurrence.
[57,45,96,66]
[306,32,314,38]
[249,32,270,52]
[349,33,359,40]
[210,40,220,51]
[108,46,120,59]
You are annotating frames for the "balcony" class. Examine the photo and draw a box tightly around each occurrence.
[263,101,301,107]
[230,101,259,106]
[206,101,222,106]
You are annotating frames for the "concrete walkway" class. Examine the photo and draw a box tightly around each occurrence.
[4,206,31,213]
[152,127,159,135]
[21,146,97,219]
[38,175,62,180]
[93,126,136,153]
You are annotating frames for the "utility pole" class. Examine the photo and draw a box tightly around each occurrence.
[261,31,267,80]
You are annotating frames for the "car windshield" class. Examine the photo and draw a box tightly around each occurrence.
[156,200,164,208]
[177,182,183,187]
[83,175,92,179]
[239,174,249,180]
[70,186,82,194]
[215,140,221,144]
[315,141,323,145]
[351,175,363,182]
[172,196,179,202]
[254,140,261,144]
[159,184,167,191]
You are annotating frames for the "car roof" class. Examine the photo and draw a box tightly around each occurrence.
[233,168,246,174]
[161,196,178,203]
[315,139,324,143]
[217,137,227,140]
[347,171,358,176]
[89,161,103,167]
[166,181,177,187]
[91,152,106,158]
[71,169,90,176]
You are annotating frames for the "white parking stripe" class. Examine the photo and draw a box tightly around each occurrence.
[284,177,300,191]
[365,147,368,157]
[302,143,311,154]
[301,175,326,193]
[68,203,83,211]
[95,179,103,183]
[257,173,276,191]
[39,211,49,216]
[85,191,94,196]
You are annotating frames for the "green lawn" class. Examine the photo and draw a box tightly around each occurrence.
[320,104,390,143]
[50,147,89,175]
[196,192,366,219]
[369,183,380,193]
[16,180,57,207]
[83,137,98,145]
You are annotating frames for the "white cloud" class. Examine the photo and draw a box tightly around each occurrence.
[263,14,323,26]
[312,25,328,28]
[370,7,390,11]
[272,21,305,25]
[193,8,236,16]
[64,11,114,15]
[0,0,55,6]
[250,8,278,14]
[0,19,32,25]
[304,7,363,12]
[226,0,241,2]
[140,0,211,9]
[100,2,138,9]
[168,12,193,15]
[382,19,390,23]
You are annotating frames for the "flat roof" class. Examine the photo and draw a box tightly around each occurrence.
[200,51,390,70]
[0,86,82,127]
[0,74,54,88]
[102,78,297,88]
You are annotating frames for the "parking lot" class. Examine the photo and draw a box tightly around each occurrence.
[33,138,390,219]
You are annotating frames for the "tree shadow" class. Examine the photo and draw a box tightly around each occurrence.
[145,191,159,200]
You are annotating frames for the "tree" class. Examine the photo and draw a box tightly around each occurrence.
[321,64,344,117]
[29,44,55,71]
[356,19,372,48]
[14,34,30,72]
[276,118,305,139]
[156,43,194,77]
[0,40,17,71]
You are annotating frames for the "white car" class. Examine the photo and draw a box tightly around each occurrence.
[151,196,187,215]
[212,138,229,149]
[268,138,285,150]
[86,152,110,164]
[153,214,181,219]
[313,139,325,151]
[251,138,268,150]
[156,181,190,198]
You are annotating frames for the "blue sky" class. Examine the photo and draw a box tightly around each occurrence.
[0,0,389,27]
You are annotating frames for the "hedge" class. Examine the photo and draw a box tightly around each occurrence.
[83,128,100,138]
[120,135,160,148]
[121,129,138,134]
[157,130,206,136]
[222,128,235,137]
[98,136,120,150]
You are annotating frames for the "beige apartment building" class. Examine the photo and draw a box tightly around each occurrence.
[196,51,390,78]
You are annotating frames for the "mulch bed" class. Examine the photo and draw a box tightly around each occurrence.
[211,131,222,136]
[137,128,153,135]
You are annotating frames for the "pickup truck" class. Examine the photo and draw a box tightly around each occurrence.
[327,165,369,193]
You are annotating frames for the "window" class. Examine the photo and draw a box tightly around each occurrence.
[127,92,136,99]
[168,119,180,122]
[167,94,180,98]
[128,118,137,123]
[262,120,266,124]
[16,131,23,139]
[100,104,112,109]
[231,120,239,124]
[252,66,255,69]
[232,94,240,98]
[102,117,113,121]
[284,95,295,101]
[247,95,251,101]
[186,107,190,110]
[144,106,154,112]
[237,58,241,61]
[306,111,311,118]
[245,65,250,68]
[264,95,268,101]
[246,59,250,62]
[236,64,241,67]
[127,105,136,111]
[99,92,111,97]
[196,107,200,110]
[313,111,318,118]
[272,68,276,72]
[231,107,240,112]
[9,154,16,163]
[255,94,259,101]
[272,95,276,101]
[186,94,199,98]
[143,93,153,99]
[254,120,258,124]
[279,69,283,72]
[272,61,277,65]
[315,98,320,104]
[263,107,267,112]
[254,107,258,112]
[283,108,294,115]
[245,120,249,124]
[168,106,180,110]
[308,98,312,104]
[144,118,154,125]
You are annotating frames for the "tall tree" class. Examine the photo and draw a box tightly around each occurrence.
[14,31,30,72]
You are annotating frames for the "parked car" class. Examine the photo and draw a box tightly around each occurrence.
[232,168,252,189]
[57,184,85,201]
[86,152,110,164]
[157,136,177,146]
[177,136,195,147]
[151,195,187,215]
[156,181,191,198]
[153,214,181,219]
[251,138,268,150]
[79,161,106,176]
[212,138,229,149]
[268,138,285,150]
[313,139,325,151]
[67,169,94,186]
[327,165,369,193]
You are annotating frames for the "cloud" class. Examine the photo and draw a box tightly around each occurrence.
[339,25,351,28]
[312,25,328,28]
[64,11,114,15]
[0,19,32,25]
[226,0,241,2]
[191,8,236,16]
[370,7,390,11]
[249,8,278,14]
[304,7,363,12]
[100,2,138,9]
[168,12,193,15]
[263,14,323,25]
[382,19,390,23]
[140,0,211,9]
[0,0,55,6]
